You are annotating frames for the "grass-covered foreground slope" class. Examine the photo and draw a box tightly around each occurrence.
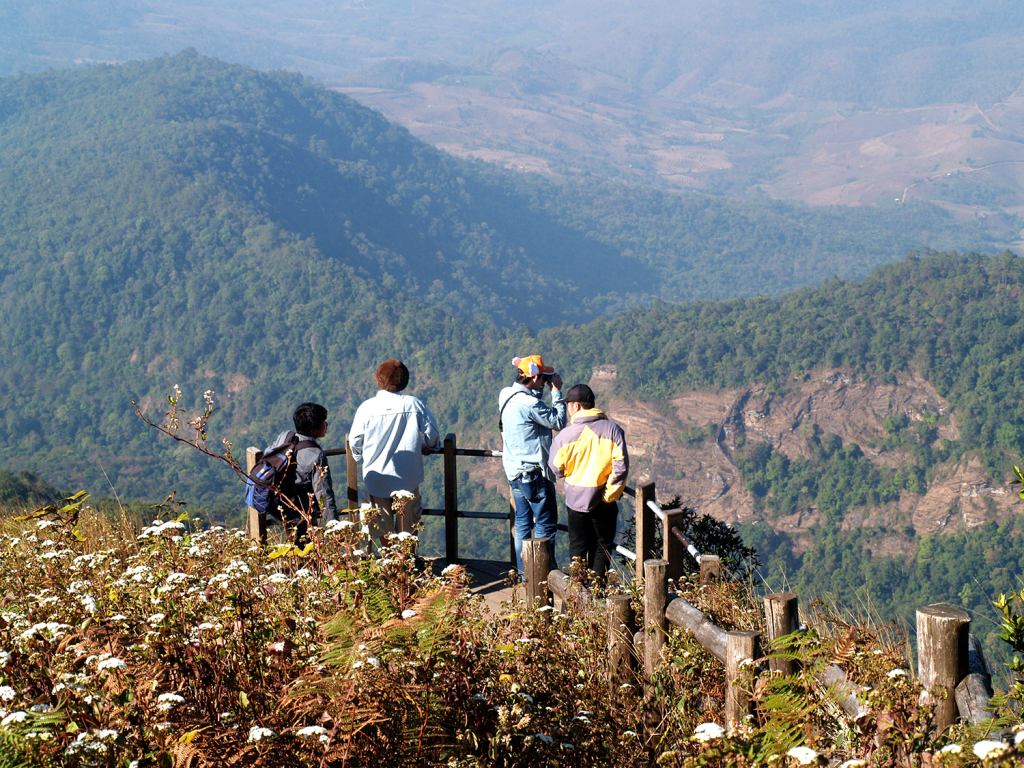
[0,51,994,513]
[0,500,1018,767]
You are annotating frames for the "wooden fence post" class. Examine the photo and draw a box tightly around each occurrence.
[725,630,761,735]
[663,508,686,583]
[345,435,358,512]
[764,593,800,675]
[643,559,668,682]
[508,491,517,567]
[523,537,553,608]
[917,604,970,733]
[700,554,721,584]
[246,447,266,544]
[443,433,459,562]
[635,483,657,584]
[608,594,636,691]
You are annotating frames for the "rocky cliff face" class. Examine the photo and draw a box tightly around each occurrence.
[589,367,1020,547]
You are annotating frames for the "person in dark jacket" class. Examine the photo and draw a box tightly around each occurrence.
[548,384,628,583]
[265,402,337,542]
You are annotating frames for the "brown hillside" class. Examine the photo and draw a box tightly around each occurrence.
[456,366,1020,549]
[593,367,1020,542]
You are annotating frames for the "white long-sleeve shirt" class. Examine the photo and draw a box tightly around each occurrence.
[349,390,441,497]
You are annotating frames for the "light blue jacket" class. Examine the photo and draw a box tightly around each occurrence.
[498,383,567,482]
[349,391,441,497]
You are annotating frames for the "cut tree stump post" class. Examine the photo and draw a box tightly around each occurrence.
[725,630,761,735]
[917,604,970,733]
[345,435,358,512]
[635,483,657,584]
[700,554,721,584]
[663,508,686,583]
[443,433,458,562]
[643,559,668,683]
[246,447,266,544]
[523,537,553,609]
[764,593,799,676]
[608,595,636,692]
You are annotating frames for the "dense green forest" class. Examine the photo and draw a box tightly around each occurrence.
[0,51,988,511]
[4,53,1024,644]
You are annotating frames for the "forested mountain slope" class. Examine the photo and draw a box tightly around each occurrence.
[4,53,1024,655]
[0,52,994,510]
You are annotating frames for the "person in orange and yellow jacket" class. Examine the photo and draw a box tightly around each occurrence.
[548,383,629,583]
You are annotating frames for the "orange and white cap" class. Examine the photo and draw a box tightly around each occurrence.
[512,355,555,377]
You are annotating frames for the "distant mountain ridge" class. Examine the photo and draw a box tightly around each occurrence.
[4,1,1024,109]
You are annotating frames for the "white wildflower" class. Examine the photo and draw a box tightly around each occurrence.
[0,687,15,702]
[80,595,98,614]
[973,740,1009,760]
[940,744,963,753]
[96,657,127,672]
[401,609,416,619]
[248,726,274,742]
[787,746,820,765]
[1,711,28,726]
[886,668,907,678]
[147,614,166,626]
[692,722,726,742]
[156,693,185,711]
[296,725,329,743]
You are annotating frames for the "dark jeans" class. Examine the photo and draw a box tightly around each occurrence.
[510,471,559,575]
[567,500,619,582]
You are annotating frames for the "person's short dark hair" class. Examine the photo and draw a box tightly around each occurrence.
[565,384,595,409]
[515,372,533,385]
[375,359,409,392]
[293,402,328,435]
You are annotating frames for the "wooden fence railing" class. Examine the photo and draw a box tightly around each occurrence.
[245,434,998,733]
[524,480,997,735]
[246,433,515,563]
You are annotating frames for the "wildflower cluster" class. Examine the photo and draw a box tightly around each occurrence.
[0,489,1020,766]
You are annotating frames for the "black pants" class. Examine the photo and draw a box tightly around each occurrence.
[567,501,619,581]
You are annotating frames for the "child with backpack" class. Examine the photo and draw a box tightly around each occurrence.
[246,402,338,543]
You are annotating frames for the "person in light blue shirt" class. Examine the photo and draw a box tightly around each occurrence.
[350,359,440,546]
[498,355,567,575]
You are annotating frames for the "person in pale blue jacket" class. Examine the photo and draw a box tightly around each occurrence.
[498,355,567,575]
[350,359,440,546]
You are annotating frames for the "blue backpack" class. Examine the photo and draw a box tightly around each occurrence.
[244,432,317,523]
